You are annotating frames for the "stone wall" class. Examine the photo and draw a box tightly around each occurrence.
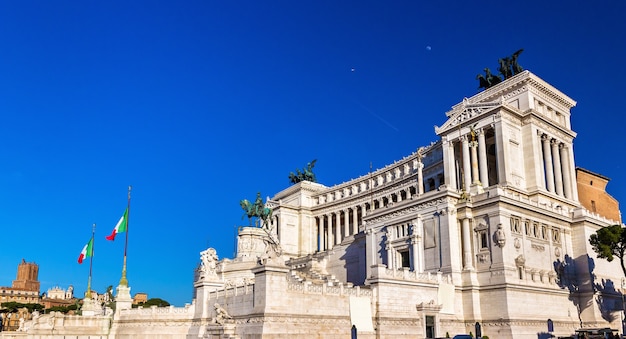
[112,305,194,339]
[25,312,111,338]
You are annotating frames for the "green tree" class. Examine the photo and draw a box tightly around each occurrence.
[138,298,170,308]
[46,304,77,314]
[24,303,44,313]
[0,302,44,313]
[589,224,626,277]
[1,302,22,312]
[106,285,114,301]
[105,285,116,310]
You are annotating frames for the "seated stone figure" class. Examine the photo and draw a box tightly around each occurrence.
[214,303,232,325]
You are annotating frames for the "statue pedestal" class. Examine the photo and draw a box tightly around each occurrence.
[193,279,224,319]
[237,227,272,260]
[470,182,484,195]
[81,297,103,316]
[115,284,132,312]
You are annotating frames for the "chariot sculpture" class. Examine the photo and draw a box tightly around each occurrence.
[477,49,524,90]
[289,159,317,184]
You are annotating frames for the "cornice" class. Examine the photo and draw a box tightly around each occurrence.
[526,76,576,110]
[438,71,576,136]
[365,196,457,225]
[523,114,577,141]
[272,181,328,201]
[313,141,440,197]
[448,71,575,113]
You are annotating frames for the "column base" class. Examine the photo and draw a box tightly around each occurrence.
[81,297,103,316]
[115,284,133,312]
[470,182,484,195]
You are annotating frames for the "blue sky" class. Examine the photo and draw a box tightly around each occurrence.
[0,1,624,306]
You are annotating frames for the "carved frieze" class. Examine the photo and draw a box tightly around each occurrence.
[527,78,576,111]
[367,197,455,224]
[527,117,574,140]
[531,243,545,252]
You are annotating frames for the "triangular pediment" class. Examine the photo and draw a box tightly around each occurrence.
[435,71,576,136]
[435,98,507,135]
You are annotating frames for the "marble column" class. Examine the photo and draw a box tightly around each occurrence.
[445,140,458,190]
[365,229,376,277]
[477,128,489,187]
[542,134,555,193]
[552,140,564,196]
[560,144,573,199]
[326,215,333,249]
[344,210,349,238]
[358,205,364,232]
[470,139,479,184]
[462,218,474,270]
[334,212,341,245]
[461,136,471,192]
[417,161,424,195]
[415,216,424,272]
[321,216,327,251]
[315,217,319,252]
[351,207,358,235]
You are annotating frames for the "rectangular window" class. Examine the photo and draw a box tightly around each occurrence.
[480,231,488,249]
[591,200,597,212]
[400,251,410,268]
[425,315,435,338]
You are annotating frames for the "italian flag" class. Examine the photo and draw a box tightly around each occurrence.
[78,238,93,264]
[105,208,128,241]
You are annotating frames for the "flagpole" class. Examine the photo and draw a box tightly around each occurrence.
[86,223,95,298]
[119,185,131,287]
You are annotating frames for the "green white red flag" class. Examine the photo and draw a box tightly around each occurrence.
[78,238,94,264]
[105,208,128,241]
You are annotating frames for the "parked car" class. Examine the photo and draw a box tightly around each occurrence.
[453,335,474,339]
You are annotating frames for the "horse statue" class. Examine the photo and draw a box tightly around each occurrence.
[477,68,502,90]
[510,49,524,75]
[476,74,489,90]
[289,159,317,184]
[477,49,524,91]
[240,192,273,228]
[498,57,512,79]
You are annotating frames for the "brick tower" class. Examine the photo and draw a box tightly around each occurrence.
[12,259,40,292]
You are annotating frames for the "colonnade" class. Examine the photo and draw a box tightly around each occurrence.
[315,156,428,252]
[540,133,573,199]
[316,205,363,251]
[458,128,491,191]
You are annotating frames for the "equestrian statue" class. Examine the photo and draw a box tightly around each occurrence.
[240,192,272,228]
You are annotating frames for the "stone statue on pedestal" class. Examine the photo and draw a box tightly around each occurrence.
[198,248,219,280]
[240,192,273,228]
